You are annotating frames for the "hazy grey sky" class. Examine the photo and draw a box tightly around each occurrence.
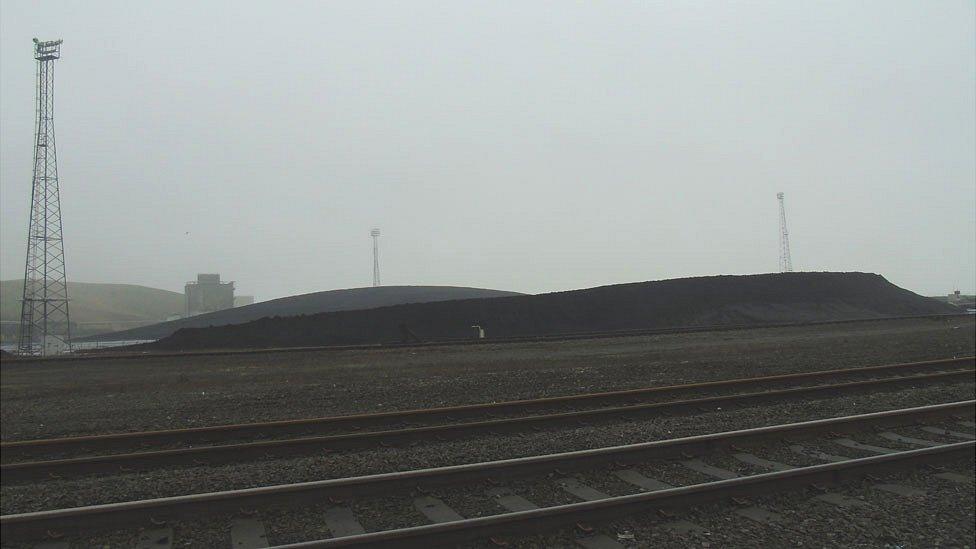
[1,1,973,300]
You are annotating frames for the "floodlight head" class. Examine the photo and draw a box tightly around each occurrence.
[370,228,381,237]
[34,38,62,61]
[776,192,784,200]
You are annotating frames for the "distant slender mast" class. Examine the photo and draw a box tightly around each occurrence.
[371,228,381,287]
[19,38,71,356]
[777,192,793,273]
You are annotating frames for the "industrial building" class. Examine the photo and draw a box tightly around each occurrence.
[234,295,255,307]
[185,274,234,317]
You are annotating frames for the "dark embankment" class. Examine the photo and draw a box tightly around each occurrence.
[84,286,523,342]
[147,272,959,351]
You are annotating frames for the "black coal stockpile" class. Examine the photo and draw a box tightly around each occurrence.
[81,286,523,343]
[149,272,959,351]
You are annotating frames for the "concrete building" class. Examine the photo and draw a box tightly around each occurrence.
[234,295,255,307]
[185,274,234,317]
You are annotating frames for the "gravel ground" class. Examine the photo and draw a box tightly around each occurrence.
[6,365,963,464]
[2,383,972,521]
[484,456,975,548]
[2,317,973,548]
[13,421,970,548]
[2,317,973,441]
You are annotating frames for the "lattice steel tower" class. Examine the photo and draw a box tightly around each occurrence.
[370,228,381,287]
[18,38,71,355]
[777,192,793,273]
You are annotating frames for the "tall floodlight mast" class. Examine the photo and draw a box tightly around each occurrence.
[371,228,381,287]
[777,192,793,273]
[18,38,71,356]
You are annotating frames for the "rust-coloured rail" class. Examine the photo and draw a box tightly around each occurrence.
[3,367,973,483]
[4,356,972,462]
[1,400,972,542]
[1,368,972,484]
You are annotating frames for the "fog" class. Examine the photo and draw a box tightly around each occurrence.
[1,1,973,300]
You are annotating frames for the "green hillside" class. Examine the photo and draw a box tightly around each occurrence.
[0,280,184,339]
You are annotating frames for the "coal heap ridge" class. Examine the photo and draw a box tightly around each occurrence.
[148,272,958,351]
[82,285,523,342]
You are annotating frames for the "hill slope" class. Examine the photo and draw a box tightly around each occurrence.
[85,286,524,342]
[1,281,184,338]
[148,272,959,351]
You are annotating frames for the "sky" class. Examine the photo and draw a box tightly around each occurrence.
[1,1,973,301]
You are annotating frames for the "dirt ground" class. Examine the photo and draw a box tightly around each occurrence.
[1,316,974,441]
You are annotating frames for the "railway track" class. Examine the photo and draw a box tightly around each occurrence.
[3,401,973,547]
[6,356,972,460]
[2,357,973,483]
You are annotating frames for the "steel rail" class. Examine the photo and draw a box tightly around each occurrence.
[1,400,972,541]
[2,369,972,484]
[274,441,976,548]
[4,356,972,460]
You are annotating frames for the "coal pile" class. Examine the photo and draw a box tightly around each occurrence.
[148,272,959,351]
[82,286,523,342]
